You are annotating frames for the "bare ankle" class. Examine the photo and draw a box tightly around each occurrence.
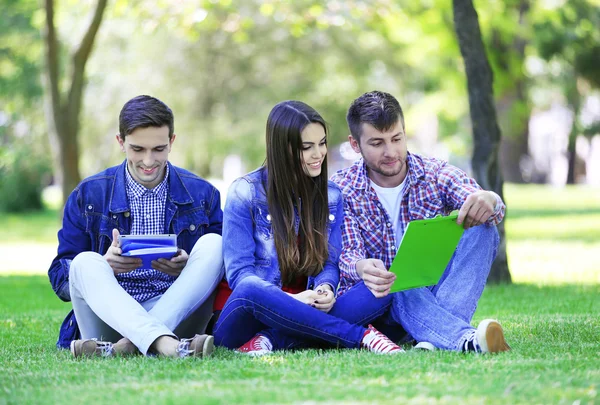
[150,335,179,357]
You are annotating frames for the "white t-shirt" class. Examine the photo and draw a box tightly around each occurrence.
[370,178,407,249]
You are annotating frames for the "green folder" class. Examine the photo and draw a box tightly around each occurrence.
[389,213,465,292]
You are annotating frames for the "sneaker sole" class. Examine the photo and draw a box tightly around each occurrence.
[202,335,215,358]
[414,341,436,351]
[477,319,511,353]
[235,349,272,357]
[70,340,78,357]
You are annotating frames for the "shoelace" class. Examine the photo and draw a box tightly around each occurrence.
[250,336,273,352]
[176,338,195,358]
[462,331,481,353]
[90,338,114,357]
[362,330,400,353]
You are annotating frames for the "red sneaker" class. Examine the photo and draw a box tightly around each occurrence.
[236,334,273,357]
[360,325,404,354]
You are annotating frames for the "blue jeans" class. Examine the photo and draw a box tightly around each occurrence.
[388,224,500,350]
[213,276,392,350]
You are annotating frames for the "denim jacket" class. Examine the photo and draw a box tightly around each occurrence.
[223,167,343,292]
[49,161,223,348]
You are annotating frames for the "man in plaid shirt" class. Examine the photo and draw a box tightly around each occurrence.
[331,91,510,354]
[49,96,223,359]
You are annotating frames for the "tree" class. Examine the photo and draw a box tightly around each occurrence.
[42,0,108,205]
[452,0,511,283]
[533,0,600,184]
[483,0,532,184]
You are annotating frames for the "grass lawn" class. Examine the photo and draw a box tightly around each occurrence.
[0,184,599,404]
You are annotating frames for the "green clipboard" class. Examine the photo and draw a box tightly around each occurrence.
[389,213,465,292]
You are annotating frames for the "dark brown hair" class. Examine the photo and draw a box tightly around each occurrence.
[265,100,329,284]
[119,95,174,140]
[347,90,405,142]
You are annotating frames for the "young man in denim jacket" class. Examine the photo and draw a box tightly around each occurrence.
[48,95,224,358]
[331,91,511,353]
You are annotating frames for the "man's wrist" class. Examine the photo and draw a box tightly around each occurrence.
[355,259,367,278]
[488,191,501,213]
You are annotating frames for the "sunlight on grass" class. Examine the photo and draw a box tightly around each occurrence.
[507,241,600,284]
[504,184,600,285]
[504,184,600,211]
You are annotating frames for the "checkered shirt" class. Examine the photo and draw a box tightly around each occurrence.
[331,152,505,295]
[117,164,175,303]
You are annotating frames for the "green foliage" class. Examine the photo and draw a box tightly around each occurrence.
[534,0,600,88]
[1,276,599,404]
[0,0,43,111]
[0,123,52,213]
[1,0,598,183]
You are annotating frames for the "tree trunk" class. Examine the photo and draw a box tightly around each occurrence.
[495,0,531,184]
[42,0,108,206]
[453,0,512,283]
[566,91,581,185]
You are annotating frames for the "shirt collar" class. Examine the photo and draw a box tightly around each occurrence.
[125,164,169,200]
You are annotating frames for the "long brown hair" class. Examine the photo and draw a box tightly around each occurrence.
[265,101,329,284]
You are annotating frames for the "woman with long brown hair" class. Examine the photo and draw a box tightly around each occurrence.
[213,100,402,355]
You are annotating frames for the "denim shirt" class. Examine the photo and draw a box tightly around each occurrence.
[223,167,343,292]
[49,160,223,348]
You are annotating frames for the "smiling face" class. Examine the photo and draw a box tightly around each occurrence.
[300,123,327,178]
[117,125,174,189]
[349,120,407,187]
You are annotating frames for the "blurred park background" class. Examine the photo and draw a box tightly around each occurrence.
[1,0,599,284]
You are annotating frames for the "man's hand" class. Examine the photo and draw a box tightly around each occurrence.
[104,229,142,275]
[356,258,396,298]
[313,284,336,313]
[457,190,497,229]
[152,249,189,277]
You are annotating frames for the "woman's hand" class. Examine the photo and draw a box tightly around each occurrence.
[289,290,321,305]
[313,284,336,313]
[288,285,336,313]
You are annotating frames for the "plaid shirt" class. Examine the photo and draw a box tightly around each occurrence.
[117,165,175,302]
[331,152,505,295]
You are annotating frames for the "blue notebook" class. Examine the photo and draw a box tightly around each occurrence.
[118,234,178,268]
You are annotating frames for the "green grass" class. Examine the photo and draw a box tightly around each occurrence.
[0,209,60,244]
[1,184,599,404]
[504,184,600,285]
[0,276,598,404]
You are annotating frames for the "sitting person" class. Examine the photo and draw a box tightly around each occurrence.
[48,95,224,358]
[331,90,510,353]
[213,100,402,355]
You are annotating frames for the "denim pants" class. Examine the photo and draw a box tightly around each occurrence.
[387,224,500,350]
[213,276,393,350]
[69,233,224,355]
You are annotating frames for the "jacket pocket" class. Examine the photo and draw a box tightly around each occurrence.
[254,205,273,240]
[174,207,210,237]
[326,203,338,237]
[84,205,119,253]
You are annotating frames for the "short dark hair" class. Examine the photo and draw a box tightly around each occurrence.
[346,90,405,141]
[118,95,174,140]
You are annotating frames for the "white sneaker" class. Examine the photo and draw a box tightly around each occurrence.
[463,319,511,353]
[414,341,436,351]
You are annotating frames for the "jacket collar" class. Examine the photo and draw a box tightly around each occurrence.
[109,161,193,213]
